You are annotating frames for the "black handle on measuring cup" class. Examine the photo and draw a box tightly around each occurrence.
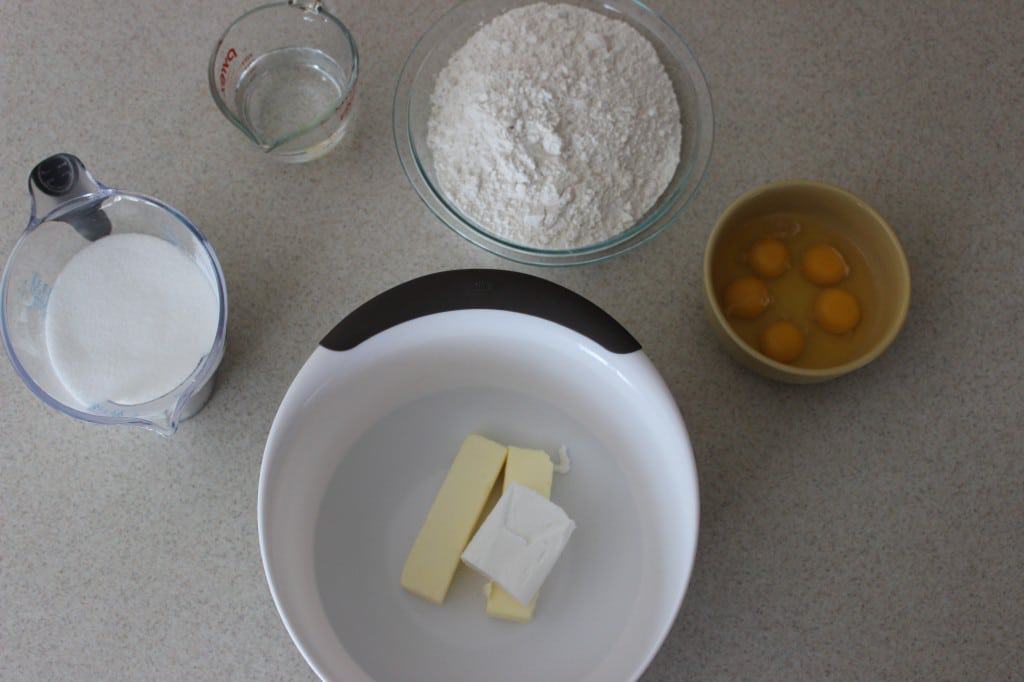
[29,153,112,241]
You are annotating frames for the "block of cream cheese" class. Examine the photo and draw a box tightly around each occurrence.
[401,435,508,604]
[462,482,575,606]
[487,447,554,622]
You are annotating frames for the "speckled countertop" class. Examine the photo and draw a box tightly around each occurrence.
[1,1,1021,680]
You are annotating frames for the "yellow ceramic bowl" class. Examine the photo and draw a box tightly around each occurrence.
[703,180,910,383]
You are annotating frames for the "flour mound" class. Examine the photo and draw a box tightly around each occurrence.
[427,3,682,250]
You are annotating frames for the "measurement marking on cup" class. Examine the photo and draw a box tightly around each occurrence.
[338,82,356,121]
[219,48,238,93]
[23,273,51,310]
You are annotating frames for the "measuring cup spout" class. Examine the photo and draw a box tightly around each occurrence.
[145,410,180,438]
[145,371,218,437]
[27,154,112,241]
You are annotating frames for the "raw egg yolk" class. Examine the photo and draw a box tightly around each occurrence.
[814,288,861,334]
[723,276,770,319]
[802,244,848,285]
[748,238,789,278]
[759,321,805,364]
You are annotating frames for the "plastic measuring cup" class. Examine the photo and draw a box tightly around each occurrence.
[209,0,359,163]
[1,154,228,437]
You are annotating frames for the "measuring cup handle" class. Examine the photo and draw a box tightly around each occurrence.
[30,153,100,201]
[288,0,323,12]
[27,153,112,240]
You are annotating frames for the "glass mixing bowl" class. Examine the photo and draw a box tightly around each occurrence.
[393,0,714,266]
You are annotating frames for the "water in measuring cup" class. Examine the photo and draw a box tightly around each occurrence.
[235,47,346,144]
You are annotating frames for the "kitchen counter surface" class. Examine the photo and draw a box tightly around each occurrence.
[1,1,1021,679]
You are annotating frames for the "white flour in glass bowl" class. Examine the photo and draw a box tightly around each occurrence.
[427,2,682,250]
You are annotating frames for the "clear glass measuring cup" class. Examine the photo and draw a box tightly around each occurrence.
[1,154,228,437]
[209,0,359,163]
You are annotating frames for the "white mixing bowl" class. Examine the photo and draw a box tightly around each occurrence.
[258,269,699,681]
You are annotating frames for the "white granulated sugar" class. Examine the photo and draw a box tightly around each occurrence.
[44,233,219,407]
[427,3,682,249]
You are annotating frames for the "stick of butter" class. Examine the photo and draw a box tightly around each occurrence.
[486,447,554,622]
[401,435,508,604]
